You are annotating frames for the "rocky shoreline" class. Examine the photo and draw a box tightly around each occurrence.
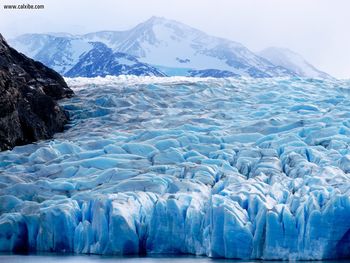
[0,34,74,151]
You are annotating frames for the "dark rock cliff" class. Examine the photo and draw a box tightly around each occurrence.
[0,34,74,151]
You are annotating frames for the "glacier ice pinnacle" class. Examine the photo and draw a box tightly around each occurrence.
[0,76,350,259]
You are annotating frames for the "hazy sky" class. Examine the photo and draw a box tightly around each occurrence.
[0,0,349,78]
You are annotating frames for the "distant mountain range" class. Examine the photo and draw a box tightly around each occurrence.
[10,16,333,79]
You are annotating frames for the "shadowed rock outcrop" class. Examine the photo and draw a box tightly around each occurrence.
[0,33,74,151]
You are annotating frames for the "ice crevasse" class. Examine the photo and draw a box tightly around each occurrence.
[1,76,350,260]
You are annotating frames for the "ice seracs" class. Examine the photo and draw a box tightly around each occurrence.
[0,76,349,259]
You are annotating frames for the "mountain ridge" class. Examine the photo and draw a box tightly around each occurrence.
[258,47,333,79]
[9,16,333,79]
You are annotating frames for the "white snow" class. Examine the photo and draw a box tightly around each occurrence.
[115,57,136,66]
[69,39,93,63]
[258,47,332,79]
[9,34,52,58]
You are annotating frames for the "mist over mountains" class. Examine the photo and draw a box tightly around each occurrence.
[10,16,333,79]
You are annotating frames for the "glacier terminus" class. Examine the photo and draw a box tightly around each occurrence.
[0,76,350,260]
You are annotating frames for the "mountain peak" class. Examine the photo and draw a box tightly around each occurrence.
[146,16,167,24]
[141,16,195,31]
[144,16,184,25]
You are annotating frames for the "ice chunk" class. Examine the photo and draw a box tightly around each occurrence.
[153,148,185,164]
[122,143,158,158]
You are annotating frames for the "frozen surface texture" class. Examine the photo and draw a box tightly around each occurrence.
[1,76,350,259]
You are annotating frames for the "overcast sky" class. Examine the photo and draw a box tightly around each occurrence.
[0,0,349,78]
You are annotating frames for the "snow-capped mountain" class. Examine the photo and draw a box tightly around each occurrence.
[11,34,94,74]
[258,47,333,79]
[65,42,165,77]
[9,17,332,78]
[81,16,294,78]
[11,34,165,77]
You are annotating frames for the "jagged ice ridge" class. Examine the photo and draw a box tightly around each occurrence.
[0,76,350,259]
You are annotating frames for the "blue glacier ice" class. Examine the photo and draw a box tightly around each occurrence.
[1,76,350,259]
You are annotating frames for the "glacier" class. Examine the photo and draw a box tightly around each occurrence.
[1,76,350,260]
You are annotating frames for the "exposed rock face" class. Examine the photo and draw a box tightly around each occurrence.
[0,34,74,151]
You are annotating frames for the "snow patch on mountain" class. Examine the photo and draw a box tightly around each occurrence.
[258,47,333,79]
